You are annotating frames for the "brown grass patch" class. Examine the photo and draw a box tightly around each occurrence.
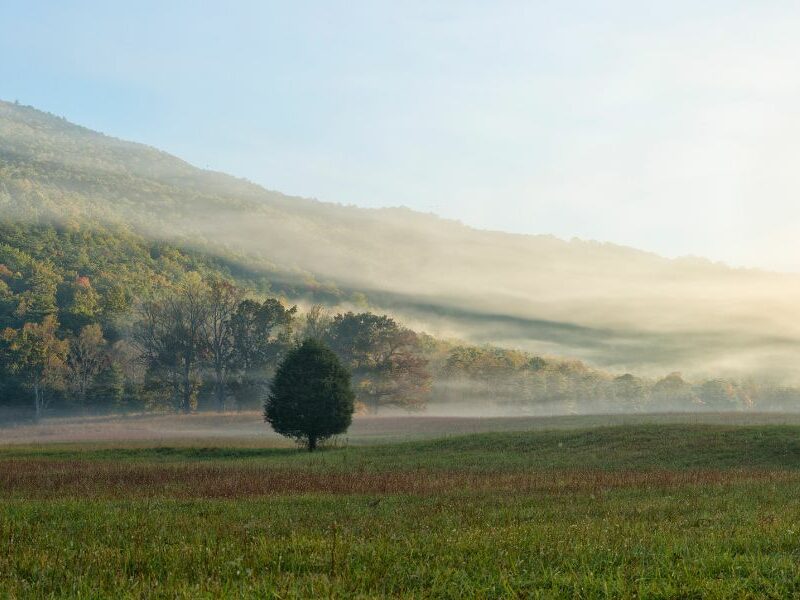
[0,460,796,499]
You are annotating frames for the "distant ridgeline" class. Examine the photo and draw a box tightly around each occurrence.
[2,99,800,421]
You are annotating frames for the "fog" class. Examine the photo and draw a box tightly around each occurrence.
[145,198,800,382]
[8,408,800,447]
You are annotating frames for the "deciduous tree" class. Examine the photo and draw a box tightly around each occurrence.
[327,312,430,412]
[202,277,243,411]
[231,298,296,408]
[2,315,68,419]
[132,274,209,412]
[65,323,106,405]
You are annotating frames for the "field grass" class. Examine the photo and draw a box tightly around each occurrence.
[3,419,800,597]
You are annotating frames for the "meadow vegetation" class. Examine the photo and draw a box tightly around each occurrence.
[2,422,800,597]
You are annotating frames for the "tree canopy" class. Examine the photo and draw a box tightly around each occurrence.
[264,338,354,451]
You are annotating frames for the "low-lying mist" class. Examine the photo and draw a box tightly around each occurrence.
[7,406,800,447]
[81,190,800,382]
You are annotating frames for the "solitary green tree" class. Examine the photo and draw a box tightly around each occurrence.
[264,338,354,451]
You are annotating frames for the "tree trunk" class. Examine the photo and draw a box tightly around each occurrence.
[181,360,192,413]
[307,435,317,452]
[214,368,225,411]
[33,381,41,422]
[171,378,180,412]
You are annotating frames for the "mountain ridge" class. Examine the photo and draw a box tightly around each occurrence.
[1,100,757,274]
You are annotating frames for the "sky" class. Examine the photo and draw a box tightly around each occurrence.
[4,1,800,271]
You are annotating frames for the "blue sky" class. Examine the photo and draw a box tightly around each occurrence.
[4,1,800,270]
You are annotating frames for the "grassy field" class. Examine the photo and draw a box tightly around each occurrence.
[3,417,800,597]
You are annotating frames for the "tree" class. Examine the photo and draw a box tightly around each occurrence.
[65,323,106,405]
[231,298,296,408]
[613,373,647,411]
[265,338,354,451]
[326,312,430,412]
[100,283,130,318]
[62,275,100,331]
[2,315,68,420]
[652,372,696,409]
[18,262,58,321]
[443,346,525,401]
[133,294,182,410]
[302,304,332,340]
[168,274,210,412]
[86,362,125,413]
[202,277,243,410]
[697,379,739,409]
[132,274,209,413]
[0,267,16,329]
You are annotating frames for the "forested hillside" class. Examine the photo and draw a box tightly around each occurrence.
[2,99,800,421]
[7,99,800,380]
[6,99,800,379]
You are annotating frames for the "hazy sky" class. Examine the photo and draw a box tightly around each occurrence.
[4,1,800,271]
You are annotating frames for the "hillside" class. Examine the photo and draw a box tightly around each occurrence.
[2,99,800,380]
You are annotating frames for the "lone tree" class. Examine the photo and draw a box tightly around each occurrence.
[265,338,354,451]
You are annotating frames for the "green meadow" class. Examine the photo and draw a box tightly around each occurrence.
[3,420,800,598]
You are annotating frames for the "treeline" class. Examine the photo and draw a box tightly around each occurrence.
[129,275,430,413]
[0,267,433,420]
[435,347,786,414]
[0,218,428,419]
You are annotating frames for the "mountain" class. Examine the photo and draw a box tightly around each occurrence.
[2,99,799,381]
